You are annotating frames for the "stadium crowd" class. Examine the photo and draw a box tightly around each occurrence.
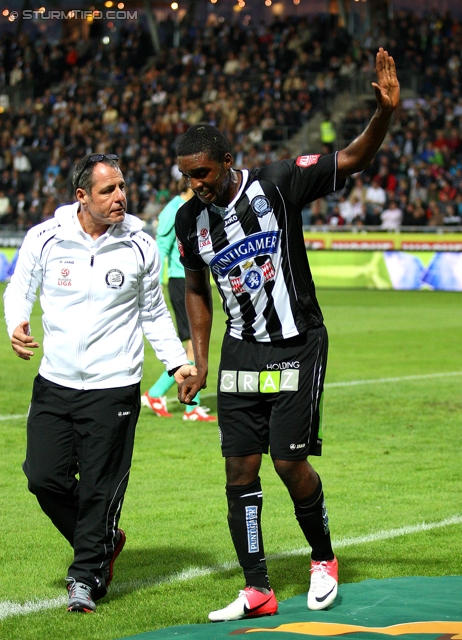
[0,9,461,231]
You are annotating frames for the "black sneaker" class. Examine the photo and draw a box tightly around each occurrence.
[66,578,96,613]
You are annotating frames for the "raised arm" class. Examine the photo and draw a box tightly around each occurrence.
[177,267,213,405]
[337,48,400,180]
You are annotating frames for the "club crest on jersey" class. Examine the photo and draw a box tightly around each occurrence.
[105,269,124,289]
[296,154,321,167]
[251,195,272,218]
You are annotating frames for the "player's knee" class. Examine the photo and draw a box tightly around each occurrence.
[273,458,313,485]
[225,454,261,485]
[273,458,298,483]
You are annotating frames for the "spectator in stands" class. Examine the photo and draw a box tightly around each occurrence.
[13,150,32,174]
[339,194,363,225]
[380,200,403,230]
[347,175,367,205]
[319,112,337,153]
[364,178,387,225]
[0,189,12,223]
[0,8,461,236]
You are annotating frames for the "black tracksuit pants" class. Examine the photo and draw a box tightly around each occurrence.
[23,374,140,596]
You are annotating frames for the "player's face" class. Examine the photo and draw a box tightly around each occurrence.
[178,152,233,207]
[77,163,127,227]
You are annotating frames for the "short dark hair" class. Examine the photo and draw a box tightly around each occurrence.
[72,153,120,194]
[177,124,231,163]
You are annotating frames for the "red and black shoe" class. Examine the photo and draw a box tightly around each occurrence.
[106,528,126,588]
[208,587,278,622]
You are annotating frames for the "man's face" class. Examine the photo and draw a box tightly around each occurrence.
[77,163,127,226]
[177,152,232,207]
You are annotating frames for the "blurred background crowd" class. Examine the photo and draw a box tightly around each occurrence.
[0,7,461,232]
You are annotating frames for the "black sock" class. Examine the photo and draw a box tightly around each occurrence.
[226,478,270,590]
[293,475,334,561]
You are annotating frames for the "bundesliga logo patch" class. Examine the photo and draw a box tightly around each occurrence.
[58,267,71,287]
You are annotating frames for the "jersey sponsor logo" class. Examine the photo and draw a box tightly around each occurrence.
[296,154,321,167]
[229,258,276,296]
[210,231,280,276]
[220,369,299,393]
[266,361,300,370]
[251,195,272,218]
[105,269,124,289]
[245,506,259,553]
[224,213,238,227]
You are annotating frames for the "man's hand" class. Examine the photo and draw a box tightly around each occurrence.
[372,47,400,115]
[11,321,40,360]
[176,367,207,406]
[173,363,198,384]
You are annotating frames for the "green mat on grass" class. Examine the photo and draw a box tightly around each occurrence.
[117,576,462,639]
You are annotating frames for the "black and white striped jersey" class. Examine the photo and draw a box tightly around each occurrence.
[175,153,345,342]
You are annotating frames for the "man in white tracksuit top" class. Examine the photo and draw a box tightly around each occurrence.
[3,154,195,613]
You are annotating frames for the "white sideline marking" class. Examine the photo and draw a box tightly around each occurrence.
[2,372,462,421]
[1,514,461,620]
[326,371,462,388]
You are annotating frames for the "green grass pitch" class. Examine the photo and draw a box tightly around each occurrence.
[0,283,461,640]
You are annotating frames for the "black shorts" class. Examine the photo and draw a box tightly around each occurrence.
[217,326,328,460]
[168,277,190,342]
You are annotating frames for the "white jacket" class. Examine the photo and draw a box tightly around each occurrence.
[4,203,188,390]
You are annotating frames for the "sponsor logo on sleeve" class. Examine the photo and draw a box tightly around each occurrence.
[296,154,321,167]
